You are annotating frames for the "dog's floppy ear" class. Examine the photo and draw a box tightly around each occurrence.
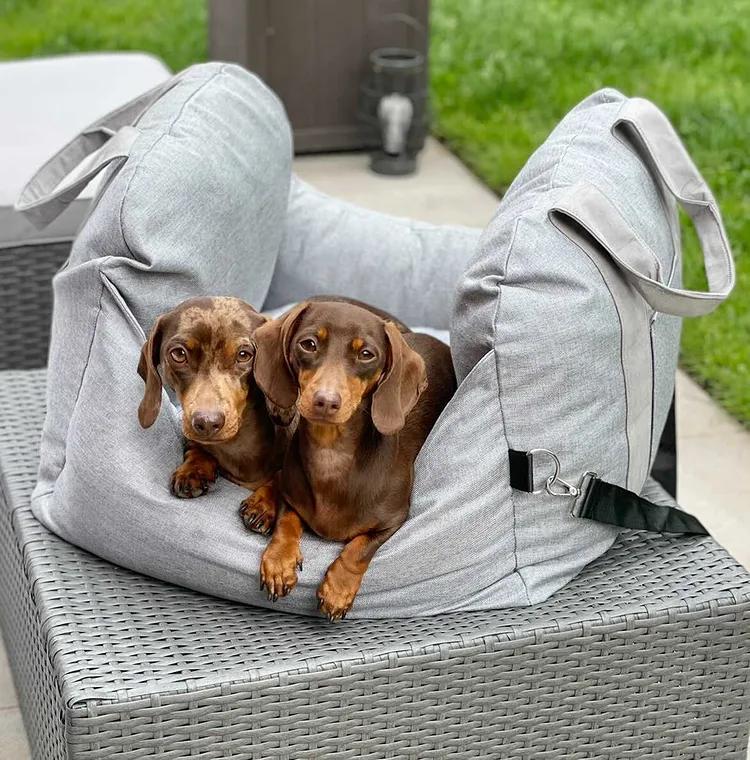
[253,302,310,410]
[371,321,427,436]
[137,315,167,429]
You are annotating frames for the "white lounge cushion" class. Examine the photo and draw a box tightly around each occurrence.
[0,52,170,248]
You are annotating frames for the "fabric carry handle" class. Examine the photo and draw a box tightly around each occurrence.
[508,449,707,535]
[550,98,734,317]
[15,74,181,229]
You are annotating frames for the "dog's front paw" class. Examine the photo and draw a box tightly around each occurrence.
[239,483,278,535]
[316,560,363,622]
[260,544,303,602]
[170,462,217,498]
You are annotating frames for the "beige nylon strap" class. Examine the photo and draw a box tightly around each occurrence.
[551,98,734,317]
[15,75,181,229]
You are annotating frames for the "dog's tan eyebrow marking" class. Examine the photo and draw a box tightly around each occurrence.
[316,327,328,341]
[351,338,364,351]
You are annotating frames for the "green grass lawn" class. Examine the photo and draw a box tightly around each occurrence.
[0,0,205,69]
[431,0,750,426]
[1,0,747,425]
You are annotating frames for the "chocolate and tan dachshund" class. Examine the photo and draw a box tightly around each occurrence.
[253,299,456,620]
[137,296,286,534]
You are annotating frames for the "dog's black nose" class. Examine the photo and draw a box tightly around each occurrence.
[312,390,342,416]
[191,410,225,436]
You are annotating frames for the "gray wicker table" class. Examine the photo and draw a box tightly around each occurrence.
[1,244,749,759]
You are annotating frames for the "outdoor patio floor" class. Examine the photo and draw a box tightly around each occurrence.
[1,137,748,758]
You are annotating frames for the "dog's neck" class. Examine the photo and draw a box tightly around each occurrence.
[298,401,376,449]
[205,381,277,487]
[297,403,382,483]
[297,410,367,497]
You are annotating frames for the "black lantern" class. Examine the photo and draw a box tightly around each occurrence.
[359,14,429,176]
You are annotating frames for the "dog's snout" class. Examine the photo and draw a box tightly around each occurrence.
[312,389,342,416]
[191,410,225,437]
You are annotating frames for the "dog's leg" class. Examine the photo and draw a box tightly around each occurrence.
[317,525,399,622]
[259,505,304,601]
[239,475,279,536]
[170,443,219,498]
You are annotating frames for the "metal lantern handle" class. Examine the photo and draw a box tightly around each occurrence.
[376,12,428,43]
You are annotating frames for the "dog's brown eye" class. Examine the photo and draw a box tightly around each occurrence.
[170,347,187,363]
[299,338,317,353]
[358,348,375,361]
[236,349,252,363]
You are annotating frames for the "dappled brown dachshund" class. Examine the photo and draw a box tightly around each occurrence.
[137,296,289,535]
[253,300,456,620]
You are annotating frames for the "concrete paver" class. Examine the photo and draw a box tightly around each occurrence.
[0,707,30,760]
[0,640,17,711]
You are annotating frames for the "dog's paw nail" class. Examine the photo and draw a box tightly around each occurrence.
[272,593,278,602]
[296,560,303,571]
[260,580,266,592]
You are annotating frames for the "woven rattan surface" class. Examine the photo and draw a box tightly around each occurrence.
[0,367,749,759]
[0,242,70,371]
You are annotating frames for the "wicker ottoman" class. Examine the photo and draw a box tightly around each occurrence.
[1,250,749,759]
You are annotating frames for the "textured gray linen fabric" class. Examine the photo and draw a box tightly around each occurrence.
[21,63,483,618]
[452,88,733,605]
[265,176,482,330]
[19,69,732,617]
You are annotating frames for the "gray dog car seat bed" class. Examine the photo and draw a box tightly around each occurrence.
[17,63,734,618]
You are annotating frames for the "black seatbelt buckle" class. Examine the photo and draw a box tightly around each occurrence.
[570,472,599,519]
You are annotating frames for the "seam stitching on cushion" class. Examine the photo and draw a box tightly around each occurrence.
[118,66,226,260]
[550,102,596,190]
[98,276,184,439]
[57,275,107,481]
[552,225,633,489]
[647,322,657,470]
[589,184,663,279]
[99,272,146,339]
[493,216,531,605]
[611,114,680,289]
